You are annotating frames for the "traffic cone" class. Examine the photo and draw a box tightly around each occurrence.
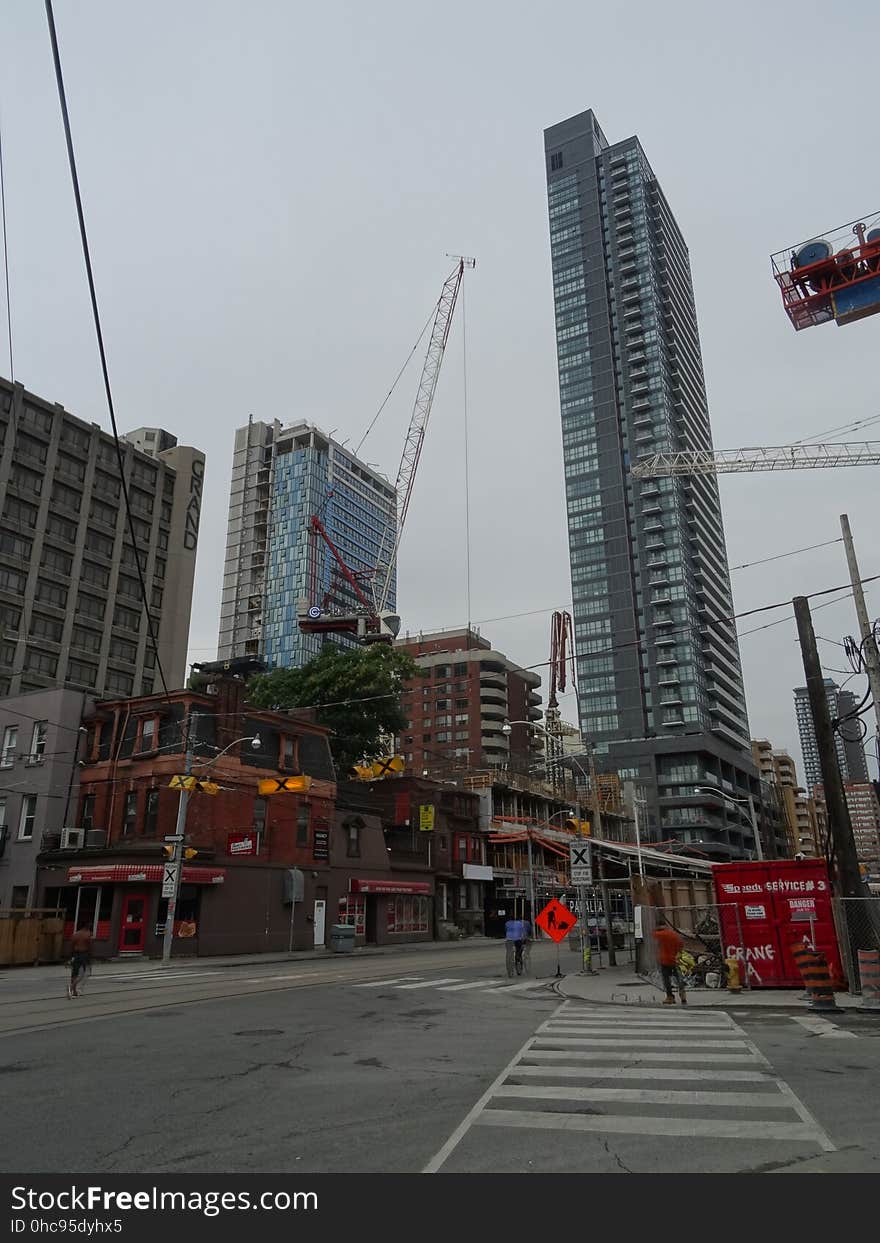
[858,950,880,1008]
[792,944,838,1011]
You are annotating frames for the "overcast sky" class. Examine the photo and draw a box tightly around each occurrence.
[2,0,878,780]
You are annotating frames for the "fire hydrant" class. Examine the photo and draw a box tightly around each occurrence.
[725,956,742,994]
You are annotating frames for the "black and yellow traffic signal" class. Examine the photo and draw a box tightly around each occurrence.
[161,845,199,860]
[258,776,313,795]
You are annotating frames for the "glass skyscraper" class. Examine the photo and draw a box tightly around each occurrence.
[218,420,396,670]
[544,109,761,859]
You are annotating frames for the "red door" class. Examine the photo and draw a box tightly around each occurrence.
[119,892,148,954]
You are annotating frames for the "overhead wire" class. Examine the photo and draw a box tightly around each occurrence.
[354,302,437,456]
[43,1,170,699]
[0,104,12,381]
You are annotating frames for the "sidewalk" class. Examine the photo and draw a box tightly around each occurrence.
[556,963,873,1010]
[1,934,497,978]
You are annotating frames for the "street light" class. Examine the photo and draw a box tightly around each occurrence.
[694,785,764,861]
[163,728,262,963]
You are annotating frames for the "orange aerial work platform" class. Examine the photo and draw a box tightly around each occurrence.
[771,211,880,330]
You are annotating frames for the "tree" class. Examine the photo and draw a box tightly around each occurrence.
[247,644,421,773]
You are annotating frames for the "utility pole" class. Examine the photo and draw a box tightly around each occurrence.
[793,596,864,898]
[526,832,537,935]
[586,741,617,967]
[840,513,880,769]
[162,714,195,964]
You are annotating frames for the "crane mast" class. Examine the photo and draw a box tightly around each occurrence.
[631,441,880,478]
[375,256,474,615]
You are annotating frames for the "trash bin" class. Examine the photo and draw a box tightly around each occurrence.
[329,924,356,953]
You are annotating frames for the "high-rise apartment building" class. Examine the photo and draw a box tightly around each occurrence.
[217,420,397,670]
[843,782,880,866]
[0,377,204,697]
[395,628,542,777]
[218,417,397,671]
[794,680,869,788]
[544,109,756,858]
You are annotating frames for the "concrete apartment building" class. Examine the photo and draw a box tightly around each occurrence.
[752,739,820,858]
[0,377,204,698]
[0,688,92,910]
[794,680,869,787]
[544,109,758,859]
[217,419,397,670]
[843,782,880,867]
[395,628,542,778]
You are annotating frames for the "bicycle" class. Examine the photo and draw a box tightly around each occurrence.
[505,939,532,978]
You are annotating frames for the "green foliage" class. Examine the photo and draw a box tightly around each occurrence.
[247,644,421,773]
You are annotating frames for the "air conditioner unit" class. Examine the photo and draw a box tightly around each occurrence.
[60,827,86,850]
[85,829,107,848]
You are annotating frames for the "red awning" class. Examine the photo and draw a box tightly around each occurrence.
[67,865,225,885]
[350,878,432,895]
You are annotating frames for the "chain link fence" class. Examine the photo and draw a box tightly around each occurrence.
[832,897,880,993]
[636,902,749,992]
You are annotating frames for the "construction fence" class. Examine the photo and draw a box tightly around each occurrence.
[636,901,750,992]
[832,897,880,994]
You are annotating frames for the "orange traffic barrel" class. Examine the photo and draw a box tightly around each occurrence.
[858,950,880,1008]
[791,944,838,1010]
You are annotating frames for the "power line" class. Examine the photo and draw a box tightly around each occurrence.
[355,303,436,456]
[44,1,169,699]
[728,538,843,573]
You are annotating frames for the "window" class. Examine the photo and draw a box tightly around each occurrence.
[151,586,163,610]
[11,463,43,494]
[117,575,140,600]
[144,788,159,837]
[52,481,81,511]
[281,736,296,770]
[10,885,29,910]
[0,567,27,594]
[296,803,309,847]
[130,487,153,516]
[387,895,429,934]
[71,625,102,654]
[110,637,137,664]
[113,605,140,633]
[453,663,468,677]
[0,531,32,560]
[105,670,133,696]
[1,726,17,767]
[56,452,85,483]
[18,794,37,840]
[3,497,38,528]
[60,422,90,453]
[85,528,114,558]
[137,718,156,752]
[435,665,451,679]
[30,721,48,758]
[89,497,116,527]
[68,660,98,688]
[35,578,68,609]
[81,561,110,590]
[41,545,73,576]
[154,557,166,581]
[550,151,564,171]
[25,649,58,677]
[80,794,96,831]
[345,818,360,857]
[28,615,63,645]
[455,699,468,710]
[337,894,365,935]
[123,791,138,836]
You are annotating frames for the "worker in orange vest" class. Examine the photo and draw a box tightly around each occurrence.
[654,920,687,1005]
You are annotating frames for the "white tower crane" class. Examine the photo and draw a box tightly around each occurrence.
[631,442,880,478]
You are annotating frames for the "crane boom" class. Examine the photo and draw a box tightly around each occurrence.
[631,441,880,479]
[375,257,474,613]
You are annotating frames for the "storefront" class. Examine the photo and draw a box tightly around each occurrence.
[336,877,433,945]
[45,862,226,958]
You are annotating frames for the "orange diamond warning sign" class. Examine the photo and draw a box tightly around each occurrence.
[535,898,576,944]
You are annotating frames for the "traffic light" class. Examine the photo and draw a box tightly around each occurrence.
[258,775,314,795]
[161,844,174,860]
[565,818,590,836]
[183,848,198,860]
[162,845,198,859]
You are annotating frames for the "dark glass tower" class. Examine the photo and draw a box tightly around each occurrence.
[544,109,760,859]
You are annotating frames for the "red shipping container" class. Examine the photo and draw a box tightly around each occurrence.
[713,859,843,988]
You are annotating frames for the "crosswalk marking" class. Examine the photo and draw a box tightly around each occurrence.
[424,998,836,1172]
[475,1110,825,1143]
[437,980,500,991]
[494,1085,794,1108]
[94,970,222,981]
[351,977,423,988]
[792,1015,857,1039]
[394,978,464,990]
[483,980,548,993]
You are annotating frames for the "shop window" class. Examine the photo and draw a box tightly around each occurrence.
[337,895,366,936]
[387,895,430,934]
[157,885,200,935]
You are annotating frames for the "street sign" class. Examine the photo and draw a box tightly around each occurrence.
[570,841,593,886]
[419,804,435,832]
[535,898,577,944]
[162,862,180,898]
[163,834,185,843]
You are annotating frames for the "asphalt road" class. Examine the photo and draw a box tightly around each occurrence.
[1,943,878,1173]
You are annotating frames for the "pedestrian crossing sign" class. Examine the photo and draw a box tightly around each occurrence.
[535,898,576,943]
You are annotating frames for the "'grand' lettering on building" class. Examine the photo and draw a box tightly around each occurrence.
[184,458,204,550]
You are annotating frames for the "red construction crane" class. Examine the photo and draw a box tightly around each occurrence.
[298,257,474,644]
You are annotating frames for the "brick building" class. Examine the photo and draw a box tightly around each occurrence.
[395,628,542,779]
[35,676,338,957]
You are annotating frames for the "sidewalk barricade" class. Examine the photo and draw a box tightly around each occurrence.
[791,944,838,1010]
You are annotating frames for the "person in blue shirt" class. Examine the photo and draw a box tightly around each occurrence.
[505,916,531,969]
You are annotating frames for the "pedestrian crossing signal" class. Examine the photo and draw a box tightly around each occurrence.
[352,755,405,781]
[258,775,313,795]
